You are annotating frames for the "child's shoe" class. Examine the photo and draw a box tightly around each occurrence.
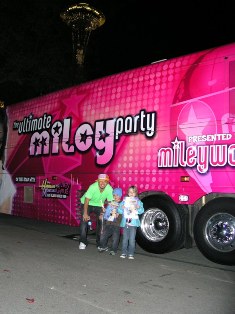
[98,247,108,252]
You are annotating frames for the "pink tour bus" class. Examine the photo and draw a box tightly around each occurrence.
[1,42,235,265]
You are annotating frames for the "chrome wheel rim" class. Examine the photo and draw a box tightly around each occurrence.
[140,208,169,242]
[205,213,235,252]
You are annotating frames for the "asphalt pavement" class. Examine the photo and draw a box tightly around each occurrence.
[1,213,235,314]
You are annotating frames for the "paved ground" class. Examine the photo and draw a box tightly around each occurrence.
[1,213,235,314]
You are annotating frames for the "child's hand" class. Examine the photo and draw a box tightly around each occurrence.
[99,213,104,220]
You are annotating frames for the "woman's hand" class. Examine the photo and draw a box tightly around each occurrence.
[83,213,90,221]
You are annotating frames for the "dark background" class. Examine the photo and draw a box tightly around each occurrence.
[0,0,235,105]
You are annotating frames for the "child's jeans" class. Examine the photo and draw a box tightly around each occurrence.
[122,225,137,256]
[100,223,120,252]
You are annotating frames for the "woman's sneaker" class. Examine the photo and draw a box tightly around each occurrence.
[79,242,86,250]
[120,254,126,258]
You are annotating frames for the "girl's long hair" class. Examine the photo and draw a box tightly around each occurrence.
[128,185,139,197]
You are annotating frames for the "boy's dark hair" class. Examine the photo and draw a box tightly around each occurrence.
[0,107,8,168]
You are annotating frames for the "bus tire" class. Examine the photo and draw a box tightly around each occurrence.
[136,196,184,254]
[193,197,235,266]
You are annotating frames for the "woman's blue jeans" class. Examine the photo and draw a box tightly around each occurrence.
[79,204,102,246]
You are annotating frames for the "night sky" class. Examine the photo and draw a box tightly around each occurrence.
[0,0,235,105]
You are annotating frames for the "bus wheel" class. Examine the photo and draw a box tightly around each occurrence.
[193,197,235,266]
[136,196,184,254]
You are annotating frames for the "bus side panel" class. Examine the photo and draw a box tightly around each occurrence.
[2,43,235,226]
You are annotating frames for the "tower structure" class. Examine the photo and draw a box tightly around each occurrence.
[60,3,105,66]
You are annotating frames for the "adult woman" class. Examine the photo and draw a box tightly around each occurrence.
[0,103,16,214]
[79,174,113,249]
